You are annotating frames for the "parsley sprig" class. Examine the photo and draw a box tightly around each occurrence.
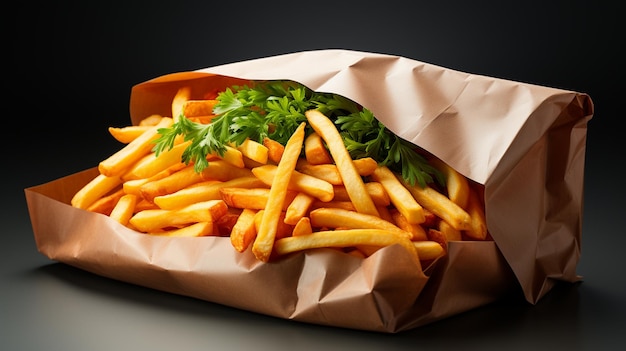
[153,81,443,188]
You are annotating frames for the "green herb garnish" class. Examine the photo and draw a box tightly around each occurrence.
[153,81,443,188]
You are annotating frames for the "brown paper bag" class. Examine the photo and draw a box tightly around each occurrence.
[25,49,593,332]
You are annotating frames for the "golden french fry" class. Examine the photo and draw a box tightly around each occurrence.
[251,164,334,202]
[253,210,294,241]
[332,182,390,207]
[99,117,174,177]
[309,207,412,239]
[464,187,488,240]
[123,141,190,180]
[220,187,298,211]
[438,219,462,241]
[430,158,470,209]
[412,240,446,261]
[252,122,306,262]
[296,160,343,185]
[390,209,428,241]
[109,194,138,225]
[292,217,313,236]
[71,173,123,210]
[151,221,214,237]
[129,199,228,232]
[172,87,191,121]
[182,99,218,118]
[371,165,425,224]
[233,139,268,165]
[86,187,125,215]
[108,125,153,144]
[138,114,163,126]
[296,157,379,185]
[210,145,245,168]
[352,157,378,176]
[263,137,284,164]
[273,229,418,261]
[140,165,205,202]
[310,200,356,212]
[230,208,258,252]
[305,110,379,216]
[154,176,266,210]
[284,192,315,225]
[401,179,472,231]
[304,132,333,165]
[122,163,187,196]
[200,159,254,181]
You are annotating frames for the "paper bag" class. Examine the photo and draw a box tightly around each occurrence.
[25,49,593,332]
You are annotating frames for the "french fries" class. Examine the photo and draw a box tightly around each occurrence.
[72,85,491,270]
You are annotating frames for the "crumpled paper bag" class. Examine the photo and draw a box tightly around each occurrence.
[25,49,594,332]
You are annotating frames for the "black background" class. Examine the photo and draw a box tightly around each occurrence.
[5,1,625,350]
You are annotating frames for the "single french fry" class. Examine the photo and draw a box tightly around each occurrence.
[390,209,428,241]
[140,165,205,202]
[438,219,462,241]
[401,178,472,231]
[252,164,334,202]
[273,229,418,261]
[332,182,390,207]
[464,187,488,240]
[86,187,125,215]
[109,194,138,225]
[412,240,446,261]
[151,221,214,237]
[284,192,315,225]
[253,210,294,241]
[108,125,153,144]
[305,110,379,216]
[134,198,159,212]
[430,158,470,209]
[352,157,379,176]
[210,145,245,168]
[182,99,218,118]
[99,117,174,177]
[296,157,379,185]
[129,199,228,232]
[296,160,343,185]
[154,176,266,210]
[252,122,306,262]
[230,208,258,252]
[263,137,284,164]
[123,141,190,180]
[371,165,425,224]
[304,132,333,165]
[71,173,123,210]
[122,163,187,196]
[172,87,191,121]
[310,201,356,212]
[139,114,163,126]
[309,207,412,239]
[201,159,254,181]
[233,138,268,165]
[292,217,313,236]
[220,187,298,211]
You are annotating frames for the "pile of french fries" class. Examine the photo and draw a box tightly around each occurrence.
[71,87,488,265]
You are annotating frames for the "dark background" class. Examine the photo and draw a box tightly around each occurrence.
[5,1,624,350]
